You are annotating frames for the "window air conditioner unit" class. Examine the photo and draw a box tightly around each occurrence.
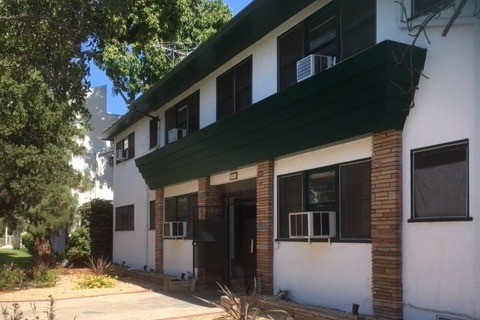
[167,128,187,144]
[296,54,335,83]
[116,149,125,161]
[289,211,336,239]
[163,221,187,238]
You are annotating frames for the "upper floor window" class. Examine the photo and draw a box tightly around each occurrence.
[410,140,469,221]
[412,0,437,17]
[115,132,135,164]
[165,91,199,145]
[277,160,371,241]
[217,56,252,121]
[115,204,134,231]
[149,118,158,149]
[278,0,376,91]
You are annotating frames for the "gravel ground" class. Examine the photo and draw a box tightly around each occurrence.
[0,268,150,302]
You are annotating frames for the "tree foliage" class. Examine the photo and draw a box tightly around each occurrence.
[0,0,231,266]
[91,0,232,101]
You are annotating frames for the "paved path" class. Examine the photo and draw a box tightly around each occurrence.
[9,291,224,320]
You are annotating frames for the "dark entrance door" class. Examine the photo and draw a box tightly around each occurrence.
[192,206,228,285]
[232,201,256,292]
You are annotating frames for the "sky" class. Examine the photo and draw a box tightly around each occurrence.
[88,0,254,116]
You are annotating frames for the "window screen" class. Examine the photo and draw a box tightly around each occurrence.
[149,200,155,230]
[412,141,468,219]
[278,25,303,91]
[278,174,303,238]
[115,205,134,231]
[340,161,371,239]
[149,119,158,149]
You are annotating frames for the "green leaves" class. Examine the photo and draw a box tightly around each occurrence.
[91,0,232,101]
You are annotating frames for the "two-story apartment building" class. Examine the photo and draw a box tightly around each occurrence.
[100,1,480,319]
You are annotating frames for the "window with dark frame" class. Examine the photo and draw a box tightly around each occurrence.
[149,200,155,230]
[115,205,134,231]
[411,140,469,220]
[277,160,371,241]
[165,91,200,145]
[149,119,158,149]
[277,0,376,91]
[217,57,252,121]
[412,0,438,16]
[164,193,198,238]
[115,132,135,164]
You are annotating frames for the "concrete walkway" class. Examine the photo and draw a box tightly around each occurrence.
[9,291,224,320]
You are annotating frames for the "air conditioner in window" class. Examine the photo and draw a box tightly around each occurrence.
[116,149,126,161]
[296,54,335,83]
[163,221,187,238]
[289,211,336,239]
[167,128,187,144]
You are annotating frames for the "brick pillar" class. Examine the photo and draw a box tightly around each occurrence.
[371,130,403,319]
[256,160,274,295]
[155,188,164,274]
[198,177,223,207]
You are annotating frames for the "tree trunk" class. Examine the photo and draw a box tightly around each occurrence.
[33,235,55,268]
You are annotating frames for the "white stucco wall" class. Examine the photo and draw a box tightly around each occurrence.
[400,25,479,320]
[274,137,373,314]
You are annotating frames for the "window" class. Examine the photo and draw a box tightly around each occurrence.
[115,132,135,164]
[411,140,469,221]
[165,91,199,145]
[277,160,371,240]
[164,193,197,238]
[149,200,155,230]
[115,205,134,231]
[277,0,376,91]
[217,56,252,120]
[149,118,158,149]
[412,0,438,17]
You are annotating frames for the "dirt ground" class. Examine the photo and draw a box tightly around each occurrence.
[0,268,152,302]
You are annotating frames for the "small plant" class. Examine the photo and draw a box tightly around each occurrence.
[86,256,112,275]
[1,296,56,320]
[73,274,115,289]
[217,281,291,320]
[21,233,34,255]
[65,226,91,266]
[33,268,58,288]
[0,265,26,291]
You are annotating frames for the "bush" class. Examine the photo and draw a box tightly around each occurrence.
[0,265,26,291]
[80,199,113,260]
[21,232,34,254]
[66,226,91,266]
[73,275,115,289]
[33,268,58,288]
[86,256,112,275]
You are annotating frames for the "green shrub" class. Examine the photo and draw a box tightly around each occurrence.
[0,265,26,291]
[33,268,58,288]
[73,275,115,289]
[21,232,34,254]
[66,226,91,266]
[80,199,113,260]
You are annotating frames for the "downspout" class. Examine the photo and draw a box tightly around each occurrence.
[145,185,150,270]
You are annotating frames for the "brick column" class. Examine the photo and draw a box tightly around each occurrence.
[198,177,223,207]
[155,188,164,274]
[256,160,274,295]
[371,130,403,319]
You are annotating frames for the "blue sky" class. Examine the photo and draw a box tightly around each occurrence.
[89,0,253,115]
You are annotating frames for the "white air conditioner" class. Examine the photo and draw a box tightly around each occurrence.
[116,149,125,161]
[296,54,335,83]
[167,128,187,144]
[163,221,187,238]
[289,211,336,239]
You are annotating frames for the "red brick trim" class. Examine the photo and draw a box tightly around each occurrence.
[371,130,403,319]
[256,161,274,295]
[155,188,164,274]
